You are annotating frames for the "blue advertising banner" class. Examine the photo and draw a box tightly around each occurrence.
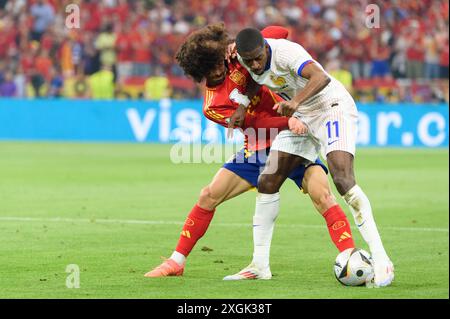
[0,99,448,147]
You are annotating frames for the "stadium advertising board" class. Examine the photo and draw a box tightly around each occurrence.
[0,99,447,147]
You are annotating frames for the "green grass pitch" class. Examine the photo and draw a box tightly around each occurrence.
[0,142,448,299]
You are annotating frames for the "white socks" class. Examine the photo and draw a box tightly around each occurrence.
[252,192,280,270]
[170,251,186,266]
[343,185,389,261]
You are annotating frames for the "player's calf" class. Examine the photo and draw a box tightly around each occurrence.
[331,175,355,197]
[198,185,222,210]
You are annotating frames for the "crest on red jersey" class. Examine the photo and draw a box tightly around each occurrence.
[229,70,247,86]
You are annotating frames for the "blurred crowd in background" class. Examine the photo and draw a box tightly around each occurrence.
[0,0,448,103]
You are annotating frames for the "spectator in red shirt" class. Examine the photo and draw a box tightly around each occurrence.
[130,23,153,77]
[370,36,392,79]
[115,22,133,82]
[405,23,425,79]
[0,16,17,59]
[35,49,53,81]
[83,2,102,32]
[341,32,366,80]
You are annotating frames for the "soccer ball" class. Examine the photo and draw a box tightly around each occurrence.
[334,248,373,286]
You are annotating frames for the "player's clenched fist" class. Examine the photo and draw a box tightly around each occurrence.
[227,104,247,138]
[273,101,298,117]
[288,117,308,135]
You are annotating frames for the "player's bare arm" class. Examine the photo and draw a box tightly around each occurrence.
[273,62,331,117]
[227,83,307,137]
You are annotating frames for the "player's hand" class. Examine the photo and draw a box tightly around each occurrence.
[227,104,246,139]
[226,42,237,64]
[273,101,298,117]
[288,117,308,135]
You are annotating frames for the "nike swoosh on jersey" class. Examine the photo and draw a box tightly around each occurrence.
[328,140,339,146]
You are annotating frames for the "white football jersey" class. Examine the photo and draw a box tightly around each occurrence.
[237,38,348,115]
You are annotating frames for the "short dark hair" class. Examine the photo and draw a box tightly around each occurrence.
[236,28,264,54]
[175,23,229,83]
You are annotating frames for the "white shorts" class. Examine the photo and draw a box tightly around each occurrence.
[270,130,321,163]
[296,93,358,158]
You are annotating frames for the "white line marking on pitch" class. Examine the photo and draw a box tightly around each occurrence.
[0,216,448,233]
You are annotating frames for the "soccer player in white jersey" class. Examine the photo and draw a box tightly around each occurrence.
[228,28,394,287]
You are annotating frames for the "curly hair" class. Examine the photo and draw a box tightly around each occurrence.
[175,23,229,83]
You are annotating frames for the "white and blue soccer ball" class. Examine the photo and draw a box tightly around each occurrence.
[333,248,374,286]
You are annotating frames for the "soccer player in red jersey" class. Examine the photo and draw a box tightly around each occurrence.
[145,24,355,279]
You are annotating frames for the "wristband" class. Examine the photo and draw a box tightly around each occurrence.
[229,88,251,108]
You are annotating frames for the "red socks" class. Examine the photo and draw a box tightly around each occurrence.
[322,205,355,252]
[175,204,215,257]
[174,204,353,257]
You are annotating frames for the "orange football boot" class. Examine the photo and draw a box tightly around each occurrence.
[144,258,184,278]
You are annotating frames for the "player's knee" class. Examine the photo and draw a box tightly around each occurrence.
[198,186,221,210]
[257,174,281,194]
[332,175,355,195]
[315,191,336,212]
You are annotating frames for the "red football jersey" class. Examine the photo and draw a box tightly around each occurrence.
[203,61,288,151]
[202,25,291,151]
